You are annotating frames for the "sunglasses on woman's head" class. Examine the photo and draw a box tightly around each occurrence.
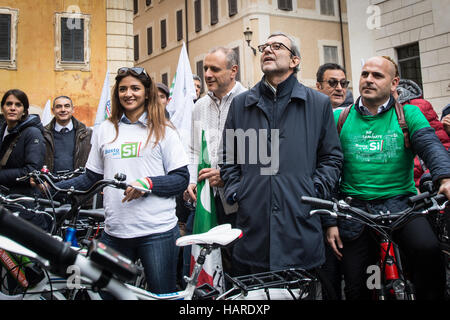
[117,67,149,78]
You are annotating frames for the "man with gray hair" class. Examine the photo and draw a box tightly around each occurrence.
[220,32,343,278]
[183,46,247,275]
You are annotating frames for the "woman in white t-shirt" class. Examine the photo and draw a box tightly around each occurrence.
[52,67,189,294]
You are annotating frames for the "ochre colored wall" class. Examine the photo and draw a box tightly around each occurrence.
[0,0,107,126]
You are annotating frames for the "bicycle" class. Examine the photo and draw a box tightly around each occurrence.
[0,199,328,300]
[301,191,448,300]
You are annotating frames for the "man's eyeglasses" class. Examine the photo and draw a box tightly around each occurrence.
[257,42,296,56]
[117,67,149,78]
[322,79,350,89]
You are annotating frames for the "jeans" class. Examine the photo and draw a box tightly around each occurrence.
[100,225,180,294]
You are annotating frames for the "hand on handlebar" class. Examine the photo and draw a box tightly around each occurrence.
[122,181,147,203]
[438,178,450,200]
[326,226,343,260]
[30,177,51,195]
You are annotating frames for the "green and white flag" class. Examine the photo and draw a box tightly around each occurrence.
[190,130,224,292]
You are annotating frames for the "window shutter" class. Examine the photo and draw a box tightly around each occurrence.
[134,0,138,15]
[278,0,292,11]
[210,0,218,25]
[61,17,84,62]
[196,60,204,92]
[73,19,84,62]
[228,0,238,17]
[233,47,241,82]
[134,34,139,61]
[0,14,11,60]
[161,19,167,49]
[195,0,202,32]
[162,73,168,86]
[147,27,153,55]
[176,10,183,41]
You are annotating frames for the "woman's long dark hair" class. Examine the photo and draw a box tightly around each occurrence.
[109,69,172,147]
[1,89,30,121]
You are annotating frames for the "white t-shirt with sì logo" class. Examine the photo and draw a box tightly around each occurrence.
[86,119,189,238]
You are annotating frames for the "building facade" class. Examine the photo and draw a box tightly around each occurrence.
[133,0,352,92]
[0,0,134,126]
[347,0,450,114]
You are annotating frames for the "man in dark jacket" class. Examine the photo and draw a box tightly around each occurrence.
[220,32,343,275]
[43,96,92,174]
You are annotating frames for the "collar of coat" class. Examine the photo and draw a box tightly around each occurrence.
[243,73,307,108]
[46,116,86,132]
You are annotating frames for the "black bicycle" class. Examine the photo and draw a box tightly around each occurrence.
[301,191,448,300]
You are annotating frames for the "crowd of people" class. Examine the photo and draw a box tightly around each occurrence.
[1,31,449,300]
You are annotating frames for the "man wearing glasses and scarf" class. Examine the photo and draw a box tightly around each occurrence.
[220,32,343,280]
[316,63,353,110]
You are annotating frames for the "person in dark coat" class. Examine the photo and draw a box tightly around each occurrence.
[0,89,48,230]
[220,32,343,276]
[394,79,450,189]
[43,96,92,174]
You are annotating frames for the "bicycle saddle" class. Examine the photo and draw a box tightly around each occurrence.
[175,224,242,247]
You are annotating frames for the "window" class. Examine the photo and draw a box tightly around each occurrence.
[55,12,91,71]
[397,43,422,90]
[278,0,293,11]
[146,0,152,7]
[210,0,218,25]
[133,0,138,15]
[61,17,84,62]
[160,19,167,49]
[323,45,338,63]
[0,7,18,70]
[194,0,202,32]
[232,47,241,82]
[320,0,335,16]
[0,13,11,61]
[228,0,238,17]
[161,73,168,86]
[196,60,204,93]
[176,10,183,41]
[134,35,139,61]
[147,27,153,55]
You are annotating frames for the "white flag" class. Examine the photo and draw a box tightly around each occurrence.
[94,69,111,129]
[41,99,53,126]
[166,42,197,149]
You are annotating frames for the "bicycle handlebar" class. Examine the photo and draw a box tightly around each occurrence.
[0,205,138,299]
[0,193,61,207]
[0,205,77,268]
[301,192,448,226]
[17,170,151,197]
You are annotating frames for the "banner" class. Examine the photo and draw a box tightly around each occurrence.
[190,130,225,293]
[94,69,111,129]
[41,99,53,126]
[166,42,197,149]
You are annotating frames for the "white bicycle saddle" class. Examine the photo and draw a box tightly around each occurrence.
[176,224,242,247]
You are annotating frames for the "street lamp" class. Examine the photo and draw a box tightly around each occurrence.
[243,27,257,55]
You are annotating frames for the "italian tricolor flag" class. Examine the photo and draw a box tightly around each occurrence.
[190,130,225,293]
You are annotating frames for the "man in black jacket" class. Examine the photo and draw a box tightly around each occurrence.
[43,96,92,174]
[220,32,343,276]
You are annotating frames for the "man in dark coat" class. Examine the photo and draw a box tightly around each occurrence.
[220,32,343,275]
[43,96,92,174]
